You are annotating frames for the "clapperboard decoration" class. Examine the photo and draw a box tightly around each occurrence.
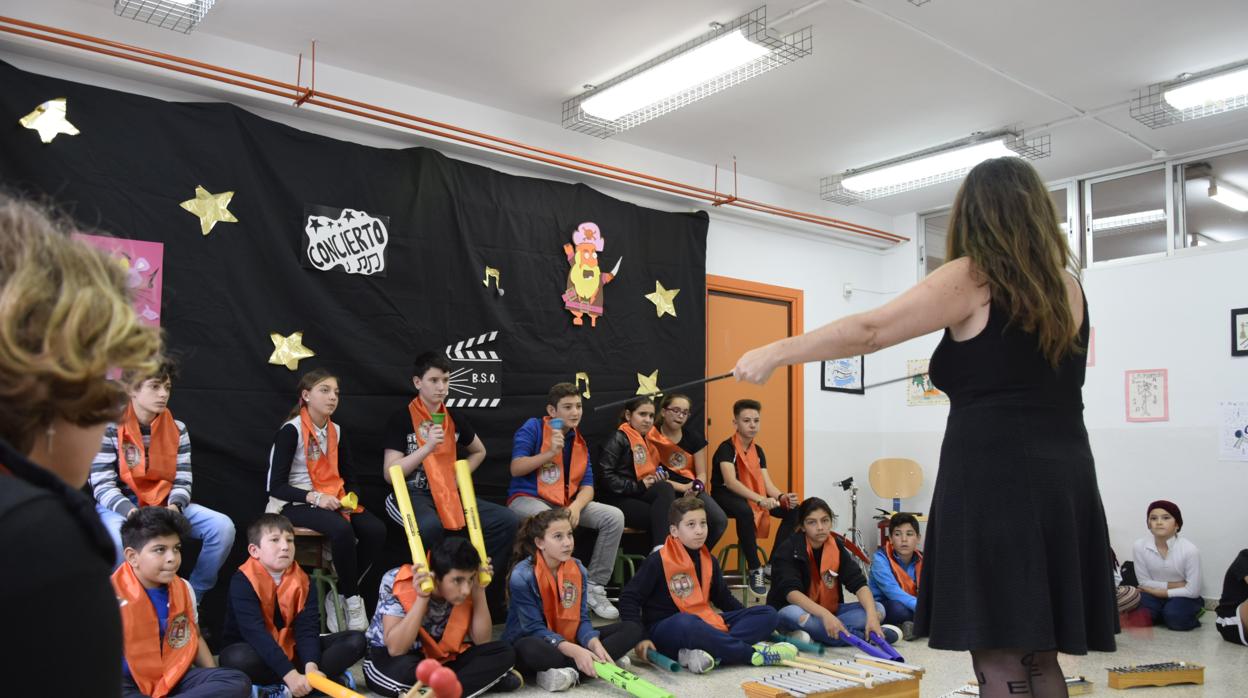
[301,204,390,276]
[445,331,502,407]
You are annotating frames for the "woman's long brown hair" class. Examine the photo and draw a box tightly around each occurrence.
[945,157,1082,366]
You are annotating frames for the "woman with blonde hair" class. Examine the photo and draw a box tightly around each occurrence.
[735,157,1115,698]
[0,195,162,697]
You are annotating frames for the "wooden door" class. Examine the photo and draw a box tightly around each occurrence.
[704,276,804,564]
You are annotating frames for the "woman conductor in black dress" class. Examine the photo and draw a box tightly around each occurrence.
[733,157,1115,698]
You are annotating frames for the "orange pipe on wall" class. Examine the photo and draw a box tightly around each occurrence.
[0,15,908,244]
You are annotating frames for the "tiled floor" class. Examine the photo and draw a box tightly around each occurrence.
[345,620,1244,697]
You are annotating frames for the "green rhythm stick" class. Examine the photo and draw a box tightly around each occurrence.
[594,662,674,698]
[771,631,825,655]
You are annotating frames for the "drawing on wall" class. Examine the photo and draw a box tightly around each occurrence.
[1087,326,1095,367]
[906,359,948,406]
[1219,401,1248,462]
[1125,369,1168,422]
[822,356,864,394]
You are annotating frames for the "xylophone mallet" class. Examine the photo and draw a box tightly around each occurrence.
[780,660,874,689]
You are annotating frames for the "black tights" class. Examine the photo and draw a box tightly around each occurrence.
[971,649,1068,698]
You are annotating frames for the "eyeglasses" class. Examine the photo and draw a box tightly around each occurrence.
[665,407,690,417]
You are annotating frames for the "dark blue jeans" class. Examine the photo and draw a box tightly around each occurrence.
[650,605,778,665]
[882,598,915,624]
[1139,592,1202,631]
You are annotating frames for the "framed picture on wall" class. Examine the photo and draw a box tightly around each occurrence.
[1125,369,1169,422]
[821,356,864,394]
[1233,307,1248,357]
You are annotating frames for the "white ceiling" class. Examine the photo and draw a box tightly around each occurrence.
[89,0,1248,215]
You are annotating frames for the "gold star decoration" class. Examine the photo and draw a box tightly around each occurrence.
[636,369,660,396]
[180,185,238,236]
[644,280,680,318]
[268,331,315,371]
[19,97,79,143]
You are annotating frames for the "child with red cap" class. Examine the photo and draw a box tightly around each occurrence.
[1132,500,1203,631]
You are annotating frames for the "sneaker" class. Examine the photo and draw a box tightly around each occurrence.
[324,593,341,633]
[751,641,798,666]
[495,668,524,692]
[587,584,620,620]
[615,654,632,670]
[901,621,916,641]
[344,594,369,632]
[879,624,903,645]
[255,686,290,698]
[784,629,812,646]
[677,648,716,674]
[747,568,768,596]
[535,667,580,692]
[763,563,772,579]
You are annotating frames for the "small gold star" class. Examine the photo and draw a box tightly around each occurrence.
[636,369,660,396]
[180,186,238,236]
[19,98,79,143]
[644,280,680,318]
[268,331,315,371]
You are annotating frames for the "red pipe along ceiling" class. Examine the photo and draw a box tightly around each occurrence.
[0,16,908,245]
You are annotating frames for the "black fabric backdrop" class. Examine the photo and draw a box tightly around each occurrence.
[0,60,707,632]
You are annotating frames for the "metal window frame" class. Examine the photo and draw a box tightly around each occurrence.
[1082,163,1170,268]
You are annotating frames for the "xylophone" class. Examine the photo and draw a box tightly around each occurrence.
[743,655,923,698]
[1106,661,1204,690]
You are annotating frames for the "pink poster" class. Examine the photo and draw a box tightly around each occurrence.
[74,233,163,326]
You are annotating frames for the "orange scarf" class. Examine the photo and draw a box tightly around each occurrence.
[407,398,464,530]
[619,423,658,480]
[112,563,198,698]
[299,408,362,517]
[393,564,474,662]
[884,541,922,596]
[731,433,770,538]
[536,417,588,506]
[533,554,582,642]
[116,403,179,506]
[238,557,310,661]
[659,535,728,631]
[806,539,842,613]
[647,426,696,481]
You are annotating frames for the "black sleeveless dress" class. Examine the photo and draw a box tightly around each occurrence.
[912,293,1117,654]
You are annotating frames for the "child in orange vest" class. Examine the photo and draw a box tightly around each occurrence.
[619,496,790,674]
[219,514,366,696]
[363,538,520,697]
[868,513,923,635]
[114,507,250,698]
[710,399,800,596]
[503,508,643,692]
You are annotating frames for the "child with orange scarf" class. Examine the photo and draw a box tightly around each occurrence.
[868,513,923,636]
[619,497,792,674]
[766,498,899,648]
[646,393,727,548]
[503,509,643,692]
[267,369,387,632]
[114,507,250,698]
[596,396,676,548]
[91,362,236,602]
[362,538,521,697]
[219,514,366,696]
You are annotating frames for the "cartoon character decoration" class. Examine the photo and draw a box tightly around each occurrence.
[562,222,622,328]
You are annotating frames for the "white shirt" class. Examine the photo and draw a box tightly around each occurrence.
[1133,535,1202,599]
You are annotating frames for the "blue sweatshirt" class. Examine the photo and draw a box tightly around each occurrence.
[503,557,599,648]
[867,547,920,611]
[507,418,594,502]
[222,568,322,676]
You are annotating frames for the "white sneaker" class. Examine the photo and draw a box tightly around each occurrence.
[324,593,341,633]
[785,629,812,645]
[615,654,632,670]
[535,667,580,692]
[344,594,369,632]
[677,648,716,674]
[587,584,619,620]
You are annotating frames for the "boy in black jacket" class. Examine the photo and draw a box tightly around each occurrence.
[619,497,791,674]
[219,515,365,695]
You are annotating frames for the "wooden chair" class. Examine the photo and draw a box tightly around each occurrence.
[292,527,346,634]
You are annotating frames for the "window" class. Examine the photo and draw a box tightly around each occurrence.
[1084,167,1168,263]
[1174,149,1248,249]
[919,210,949,276]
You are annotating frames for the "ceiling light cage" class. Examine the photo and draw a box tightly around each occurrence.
[562,6,813,139]
[819,131,1051,205]
[1130,59,1248,128]
[114,0,215,34]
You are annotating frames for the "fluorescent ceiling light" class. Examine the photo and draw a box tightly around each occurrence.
[114,0,216,33]
[1209,179,1248,212]
[1164,65,1248,110]
[840,139,1016,193]
[1090,209,1166,232]
[581,31,768,121]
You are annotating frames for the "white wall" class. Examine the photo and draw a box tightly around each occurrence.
[874,212,1248,599]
